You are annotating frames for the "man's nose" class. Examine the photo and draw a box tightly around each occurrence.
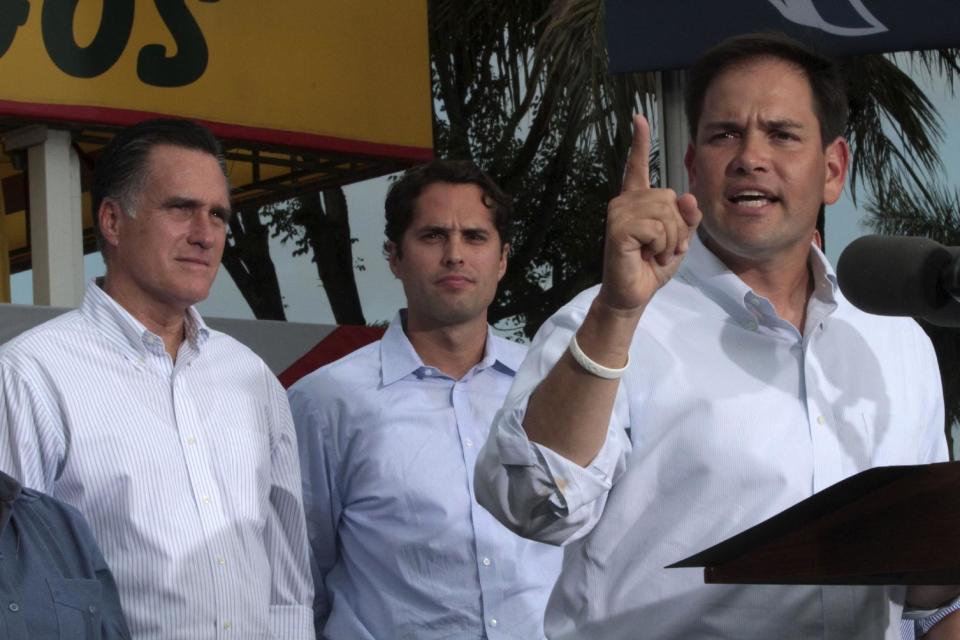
[188,211,220,249]
[729,131,769,175]
[443,236,465,265]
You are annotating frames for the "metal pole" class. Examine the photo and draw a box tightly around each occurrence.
[658,69,690,193]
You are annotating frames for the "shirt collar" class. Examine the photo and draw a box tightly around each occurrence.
[379,310,515,386]
[79,279,211,358]
[677,233,839,326]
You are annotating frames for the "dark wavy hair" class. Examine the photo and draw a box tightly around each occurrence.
[685,32,848,146]
[384,160,512,257]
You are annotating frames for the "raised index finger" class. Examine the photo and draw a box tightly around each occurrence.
[621,113,651,193]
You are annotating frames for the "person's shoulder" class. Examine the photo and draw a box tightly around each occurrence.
[489,333,528,369]
[834,292,929,338]
[832,293,937,369]
[202,327,264,363]
[18,486,93,541]
[288,339,382,403]
[0,309,86,367]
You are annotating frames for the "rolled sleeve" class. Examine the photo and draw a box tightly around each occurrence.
[475,287,632,545]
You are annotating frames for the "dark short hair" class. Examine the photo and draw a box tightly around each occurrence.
[92,118,228,251]
[384,159,512,257]
[684,32,848,146]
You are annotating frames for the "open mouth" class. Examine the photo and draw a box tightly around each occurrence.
[728,190,779,208]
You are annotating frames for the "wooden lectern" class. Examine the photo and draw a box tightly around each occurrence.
[670,462,960,585]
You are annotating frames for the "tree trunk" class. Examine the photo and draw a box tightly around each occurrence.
[297,188,367,325]
[221,207,286,320]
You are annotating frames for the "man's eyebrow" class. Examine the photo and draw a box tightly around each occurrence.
[761,118,805,130]
[416,225,450,234]
[161,196,203,208]
[701,118,806,131]
[162,196,232,219]
[701,120,743,131]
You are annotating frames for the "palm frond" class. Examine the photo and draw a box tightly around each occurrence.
[845,54,944,202]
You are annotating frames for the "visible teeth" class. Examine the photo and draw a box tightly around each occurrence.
[730,190,775,205]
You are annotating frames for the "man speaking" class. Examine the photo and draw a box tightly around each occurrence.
[475,33,957,639]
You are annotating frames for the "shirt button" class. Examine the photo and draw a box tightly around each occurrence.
[8,602,19,612]
[223,621,232,630]
[202,495,211,504]
[217,557,226,566]
[489,618,498,627]
[817,415,826,425]
[88,605,97,614]
[186,435,197,445]
[465,438,474,448]
[482,557,491,566]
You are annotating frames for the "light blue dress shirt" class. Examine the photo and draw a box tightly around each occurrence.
[289,314,562,640]
[0,281,314,639]
[475,236,947,640]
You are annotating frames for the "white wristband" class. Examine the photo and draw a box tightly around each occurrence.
[568,333,629,379]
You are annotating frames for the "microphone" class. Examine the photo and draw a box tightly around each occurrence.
[836,235,960,327]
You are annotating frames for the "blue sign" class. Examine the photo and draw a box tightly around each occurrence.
[606,0,960,72]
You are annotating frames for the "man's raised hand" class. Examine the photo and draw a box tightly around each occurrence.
[598,114,702,317]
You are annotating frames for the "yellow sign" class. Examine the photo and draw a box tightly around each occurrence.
[0,1,432,160]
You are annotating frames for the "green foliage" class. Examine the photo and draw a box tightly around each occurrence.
[429,0,657,337]
[430,1,959,342]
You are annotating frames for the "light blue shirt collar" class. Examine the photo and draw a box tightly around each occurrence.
[379,310,516,386]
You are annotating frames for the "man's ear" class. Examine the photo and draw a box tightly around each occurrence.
[497,242,509,281]
[684,143,697,188]
[822,137,850,205]
[98,199,125,249]
[386,241,401,277]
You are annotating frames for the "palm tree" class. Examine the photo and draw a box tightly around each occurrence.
[429,0,960,337]
[428,0,960,446]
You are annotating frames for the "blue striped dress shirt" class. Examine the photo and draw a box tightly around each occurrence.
[0,280,314,639]
[288,315,562,639]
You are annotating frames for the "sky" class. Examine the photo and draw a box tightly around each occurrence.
[9,64,960,331]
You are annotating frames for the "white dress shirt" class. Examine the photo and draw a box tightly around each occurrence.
[0,281,314,640]
[475,236,946,640]
[288,314,562,640]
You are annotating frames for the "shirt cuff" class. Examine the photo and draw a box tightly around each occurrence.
[270,604,314,639]
[495,404,624,516]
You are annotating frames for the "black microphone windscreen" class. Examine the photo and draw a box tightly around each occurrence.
[836,235,952,318]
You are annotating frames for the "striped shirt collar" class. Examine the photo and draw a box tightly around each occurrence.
[79,279,210,358]
[380,310,515,385]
